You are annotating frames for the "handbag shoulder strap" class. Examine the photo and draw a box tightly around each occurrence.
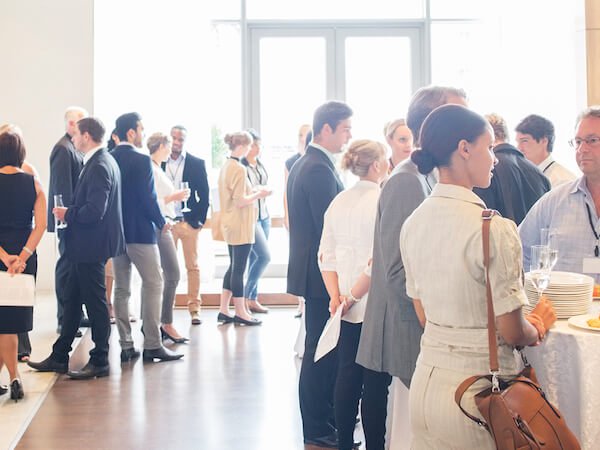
[482,209,499,373]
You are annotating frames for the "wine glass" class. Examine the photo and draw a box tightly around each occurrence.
[53,194,67,229]
[530,245,551,300]
[180,182,191,213]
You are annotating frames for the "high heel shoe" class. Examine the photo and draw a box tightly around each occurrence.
[160,327,189,344]
[0,384,7,396]
[10,379,24,402]
[217,312,234,324]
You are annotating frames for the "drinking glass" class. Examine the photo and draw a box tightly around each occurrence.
[530,245,551,300]
[180,182,191,213]
[53,194,67,229]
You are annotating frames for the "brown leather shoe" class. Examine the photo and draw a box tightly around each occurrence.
[247,300,269,314]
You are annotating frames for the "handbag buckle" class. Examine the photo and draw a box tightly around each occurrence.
[491,371,501,393]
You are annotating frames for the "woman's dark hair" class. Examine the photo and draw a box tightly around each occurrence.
[0,130,26,168]
[411,104,489,175]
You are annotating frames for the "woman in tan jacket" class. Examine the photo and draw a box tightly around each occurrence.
[217,131,271,326]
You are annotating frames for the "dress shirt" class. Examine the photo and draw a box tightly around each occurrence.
[519,177,600,283]
[318,180,380,323]
[400,183,526,374]
[165,151,186,217]
[538,155,576,188]
[152,162,176,219]
[82,145,103,165]
[311,142,337,167]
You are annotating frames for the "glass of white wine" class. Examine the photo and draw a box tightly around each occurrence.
[530,245,551,300]
[180,181,191,213]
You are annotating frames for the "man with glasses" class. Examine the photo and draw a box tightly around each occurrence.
[520,106,600,283]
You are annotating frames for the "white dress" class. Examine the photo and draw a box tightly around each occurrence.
[400,183,527,450]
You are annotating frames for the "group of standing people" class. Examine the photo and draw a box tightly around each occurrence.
[287,88,574,449]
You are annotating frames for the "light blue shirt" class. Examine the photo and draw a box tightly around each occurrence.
[519,177,600,282]
[165,151,186,217]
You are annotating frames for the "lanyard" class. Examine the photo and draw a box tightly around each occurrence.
[585,202,600,257]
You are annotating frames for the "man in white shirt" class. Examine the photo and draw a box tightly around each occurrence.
[515,114,576,187]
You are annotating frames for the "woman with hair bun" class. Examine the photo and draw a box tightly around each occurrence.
[400,104,556,449]
[217,131,271,326]
[318,139,389,450]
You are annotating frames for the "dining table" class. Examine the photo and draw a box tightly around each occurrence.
[524,302,600,450]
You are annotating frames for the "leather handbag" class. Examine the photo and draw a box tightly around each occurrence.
[454,209,580,450]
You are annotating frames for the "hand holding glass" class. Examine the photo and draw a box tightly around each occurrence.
[53,194,67,229]
[180,182,191,213]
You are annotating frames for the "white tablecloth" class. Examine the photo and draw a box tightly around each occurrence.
[525,311,600,450]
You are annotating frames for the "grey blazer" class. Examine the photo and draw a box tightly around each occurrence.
[356,159,436,385]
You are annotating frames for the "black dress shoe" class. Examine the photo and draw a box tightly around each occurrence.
[233,315,262,326]
[160,327,189,344]
[10,379,24,402]
[217,312,234,323]
[68,362,109,380]
[142,347,184,362]
[120,348,141,362]
[27,356,68,374]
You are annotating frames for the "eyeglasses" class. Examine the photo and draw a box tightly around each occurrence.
[568,136,600,149]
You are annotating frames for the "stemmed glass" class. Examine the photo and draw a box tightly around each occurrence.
[180,182,191,213]
[530,245,552,301]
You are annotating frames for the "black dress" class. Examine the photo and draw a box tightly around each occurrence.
[0,172,36,333]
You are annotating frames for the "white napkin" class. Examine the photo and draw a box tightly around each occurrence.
[0,272,35,306]
[314,302,344,362]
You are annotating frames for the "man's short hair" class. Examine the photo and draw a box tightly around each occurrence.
[64,106,88,124]
[406,86,467,146]
[515,114,555,152]
[485,113,509,143]
[77,117,106,144]
[115,112,142,141]
[171,125,187,134]
[577,106,600,124]
[312,101,353,136]
[0,129,26,168]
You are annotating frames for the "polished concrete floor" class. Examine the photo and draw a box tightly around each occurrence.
[9,303,349,449]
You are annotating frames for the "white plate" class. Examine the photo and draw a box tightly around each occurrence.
[568,314,600,332]
[524,271,594,287]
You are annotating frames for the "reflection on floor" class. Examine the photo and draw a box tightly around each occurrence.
[11,299,316,449]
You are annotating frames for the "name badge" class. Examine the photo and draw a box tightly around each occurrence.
[583,257,600,274]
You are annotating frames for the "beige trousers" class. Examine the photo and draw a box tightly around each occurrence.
[171,221,202,312]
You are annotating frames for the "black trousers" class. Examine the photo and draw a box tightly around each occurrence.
[335,321,364,450]
[361,368,392,450]
[54,232,68,326]
[222,244,252,297]
[51,260,111,366]
[299,296,338,440]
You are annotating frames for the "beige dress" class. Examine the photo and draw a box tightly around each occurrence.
[399,183,527,450]
[218,158,256,245]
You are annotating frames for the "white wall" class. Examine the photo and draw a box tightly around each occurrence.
[0,0,94,291]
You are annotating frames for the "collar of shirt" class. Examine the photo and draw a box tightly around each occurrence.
[167,150,187,165]
[83,145,103,165]
[311,143,337,166]
[430,183,486,208]
[354,179,381,191]
[538,154,555,173]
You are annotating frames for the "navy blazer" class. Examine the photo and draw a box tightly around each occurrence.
[161,152,210,228]
[286,145,344,299]
[111,144,165,244]
[64,148,126,262]
[48,133,83,232]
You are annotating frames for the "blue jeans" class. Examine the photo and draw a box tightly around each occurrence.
[244,218,271,299]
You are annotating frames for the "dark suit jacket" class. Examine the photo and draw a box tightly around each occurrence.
[110,144,165,244]
[286,146,343,299]
[161,152,209,228]
[48,133,83,232]
[64,148,125,263]
[474,143,551,225]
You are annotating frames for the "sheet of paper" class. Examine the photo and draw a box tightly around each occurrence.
[0,272,35,306]
[314,302,344,362]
